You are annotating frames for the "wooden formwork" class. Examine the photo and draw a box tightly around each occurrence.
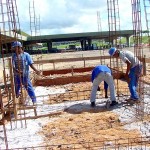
[33,55,147,76]
[34,65,125,86]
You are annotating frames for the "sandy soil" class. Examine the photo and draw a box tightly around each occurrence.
[40,111,141,148]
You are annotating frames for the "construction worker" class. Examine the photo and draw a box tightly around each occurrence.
[11,41,41,105]
[90,65,118,107]
[108,47,142,101]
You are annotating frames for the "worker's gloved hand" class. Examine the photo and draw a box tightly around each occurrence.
[97,86,100,91]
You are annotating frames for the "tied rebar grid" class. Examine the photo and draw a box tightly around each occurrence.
[1,136,149,150]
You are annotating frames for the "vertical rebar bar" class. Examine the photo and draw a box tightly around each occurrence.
[131,0,145,119]
[107,0,121,99]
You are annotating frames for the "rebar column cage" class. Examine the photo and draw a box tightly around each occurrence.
[131,0,145,119]
[107,0,123,99]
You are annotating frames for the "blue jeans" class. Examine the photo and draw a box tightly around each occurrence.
[128,65,142,100]
[14,75,36,102]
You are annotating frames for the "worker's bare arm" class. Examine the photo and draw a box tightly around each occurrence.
[30,64,41,75]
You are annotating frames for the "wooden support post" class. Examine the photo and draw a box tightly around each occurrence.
[3,70,7,93]
[83,58,85,67]
[8,58,18,119]
[33,107,37,116]
[143,55,146,76]
[0,88,3,110]
[53,61,55,70]
[0,88,3,120]
[71,66,74,76]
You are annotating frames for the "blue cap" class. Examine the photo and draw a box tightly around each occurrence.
[108,47,116,56]
[12,41,22,48]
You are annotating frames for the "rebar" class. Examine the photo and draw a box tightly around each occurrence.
[131,0,145,119]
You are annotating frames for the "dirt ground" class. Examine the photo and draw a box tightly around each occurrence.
[38,78,147,148]
[35,48,149,148]
[39,111,141,148]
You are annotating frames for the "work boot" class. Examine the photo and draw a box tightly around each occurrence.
[91,102,96,107]
[110,101,118,106]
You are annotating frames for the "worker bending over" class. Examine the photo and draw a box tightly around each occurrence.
[90,65,118,107]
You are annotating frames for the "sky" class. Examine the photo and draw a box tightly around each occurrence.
[15,0,147,35]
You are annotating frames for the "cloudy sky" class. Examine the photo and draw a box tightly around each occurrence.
[15,0,147,35]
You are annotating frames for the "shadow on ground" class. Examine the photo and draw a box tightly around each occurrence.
[63,102,119,114]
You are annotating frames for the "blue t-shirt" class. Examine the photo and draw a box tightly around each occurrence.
[12,52,33,76]
[91,65,112,90]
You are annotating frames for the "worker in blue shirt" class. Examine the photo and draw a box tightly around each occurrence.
[90,65,118,107]
[12,41,40,105]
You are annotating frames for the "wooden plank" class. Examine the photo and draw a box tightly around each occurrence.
[0,88,3,120]
[35,70,125,86]
[18,106,37,110]
[34,56,150,65]
[34,56,110,64]
[42,66,94,76]
[3,70,7,92]
[34,107,37,116]
[8,58,18,119]
[145,58,150,63]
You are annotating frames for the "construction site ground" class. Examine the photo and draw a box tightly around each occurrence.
[0,47,150,149]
